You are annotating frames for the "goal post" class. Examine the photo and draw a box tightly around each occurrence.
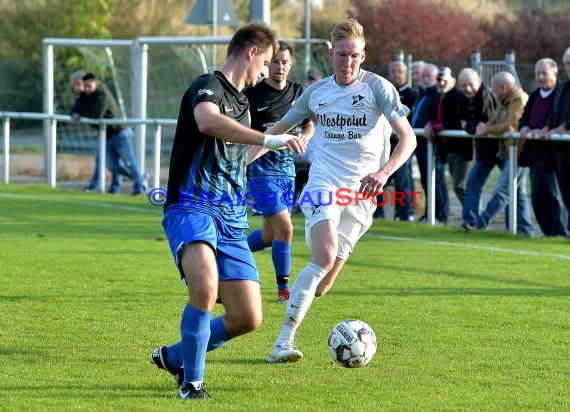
[42,36,332,187]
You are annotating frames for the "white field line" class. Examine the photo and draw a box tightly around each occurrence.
[367,233,570,261]
[292,226,570,261]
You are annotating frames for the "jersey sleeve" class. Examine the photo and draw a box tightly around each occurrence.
[188,75,223,109]
[373,77,410,123]
[295,85,312,127]
[281,85,315,130]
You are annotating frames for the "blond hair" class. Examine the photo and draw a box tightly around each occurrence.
[330,18,365,47]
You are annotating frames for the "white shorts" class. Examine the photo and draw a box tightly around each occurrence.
[300,187,375,260]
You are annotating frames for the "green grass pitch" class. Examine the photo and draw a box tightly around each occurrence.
[1,184,569,411]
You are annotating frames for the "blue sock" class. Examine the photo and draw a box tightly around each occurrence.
[165,341,184,368]
[165,316,233,369]
[247,229,266,252]
[272,240,291,288]
[180,304,211,385]
[207,315,232,351]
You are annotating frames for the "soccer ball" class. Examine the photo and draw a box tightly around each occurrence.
[327,319,377,368]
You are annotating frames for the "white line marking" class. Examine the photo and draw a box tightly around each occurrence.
[291,225,570,261]
[368,233,570,261]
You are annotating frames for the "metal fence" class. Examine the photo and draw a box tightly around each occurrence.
[1,110,569,235]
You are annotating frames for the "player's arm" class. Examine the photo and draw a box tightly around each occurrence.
[299,120,315,144]
[247,119,303,164]
[384,117,417,176]
[195,102,303,152]
[195,101,265,145]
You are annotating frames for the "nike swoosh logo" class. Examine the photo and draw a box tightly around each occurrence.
[318,103,327,106]
[257,106,269,111]
[225,107,234,112]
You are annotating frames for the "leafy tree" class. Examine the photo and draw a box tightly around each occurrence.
[0,0,112,112]
[0,0,112,60]
[350,0,489,65]
[480,8,570,63]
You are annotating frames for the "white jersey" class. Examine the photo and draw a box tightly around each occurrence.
[282,70,409,194]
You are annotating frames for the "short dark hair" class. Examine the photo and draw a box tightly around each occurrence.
[277,40,293,55]
[307,67,322,81]
[82,72,97,82]
[226,22,278,58]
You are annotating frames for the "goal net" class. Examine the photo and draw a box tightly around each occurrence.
[48,38,332,183]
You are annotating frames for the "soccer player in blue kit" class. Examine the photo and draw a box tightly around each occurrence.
[245,40,314,302]
[149,23,305,399]
[264,18,417,363]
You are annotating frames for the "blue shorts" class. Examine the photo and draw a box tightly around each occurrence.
[162,206,259,283]
[247,177,295,217]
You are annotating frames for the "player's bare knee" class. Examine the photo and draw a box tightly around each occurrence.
[282,221,294,240]
[272,222,293,242]
[189,289,217,310]
[225,310,262,334]
[312,251,336,272]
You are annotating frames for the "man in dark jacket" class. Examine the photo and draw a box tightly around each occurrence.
[72,73,145,195]
[546,47,570,235]
[424,67,473,207]
[413,63,449,223]
[374,60,418,221]
[457,68,498,230]
[519,58,567,237]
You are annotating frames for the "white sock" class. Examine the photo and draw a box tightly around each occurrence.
[275,262,327,347]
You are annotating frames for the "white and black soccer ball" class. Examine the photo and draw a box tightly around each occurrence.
[327,319,377,368]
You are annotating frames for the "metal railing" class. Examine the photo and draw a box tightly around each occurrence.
[2,110,569,235]
[0,111,176,191]
[412,128,570,234]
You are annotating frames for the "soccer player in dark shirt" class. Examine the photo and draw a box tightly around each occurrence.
[149,23,305,400]
[245,40,314,302]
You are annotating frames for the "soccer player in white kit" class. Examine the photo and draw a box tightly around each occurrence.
[264,18,417,363]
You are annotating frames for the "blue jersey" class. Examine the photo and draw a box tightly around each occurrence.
[245,80,308,179]
[165,71,251,228]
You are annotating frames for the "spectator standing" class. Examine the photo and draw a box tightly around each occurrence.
[473,71,534,236]
[546,47,570,235]
[519,58,568,237]
[374,60,417,221]
[458,68,498,230]
[412,63,449,224]
[70,70,119,192]
[72,73,145,195]
[424,67,474,208]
